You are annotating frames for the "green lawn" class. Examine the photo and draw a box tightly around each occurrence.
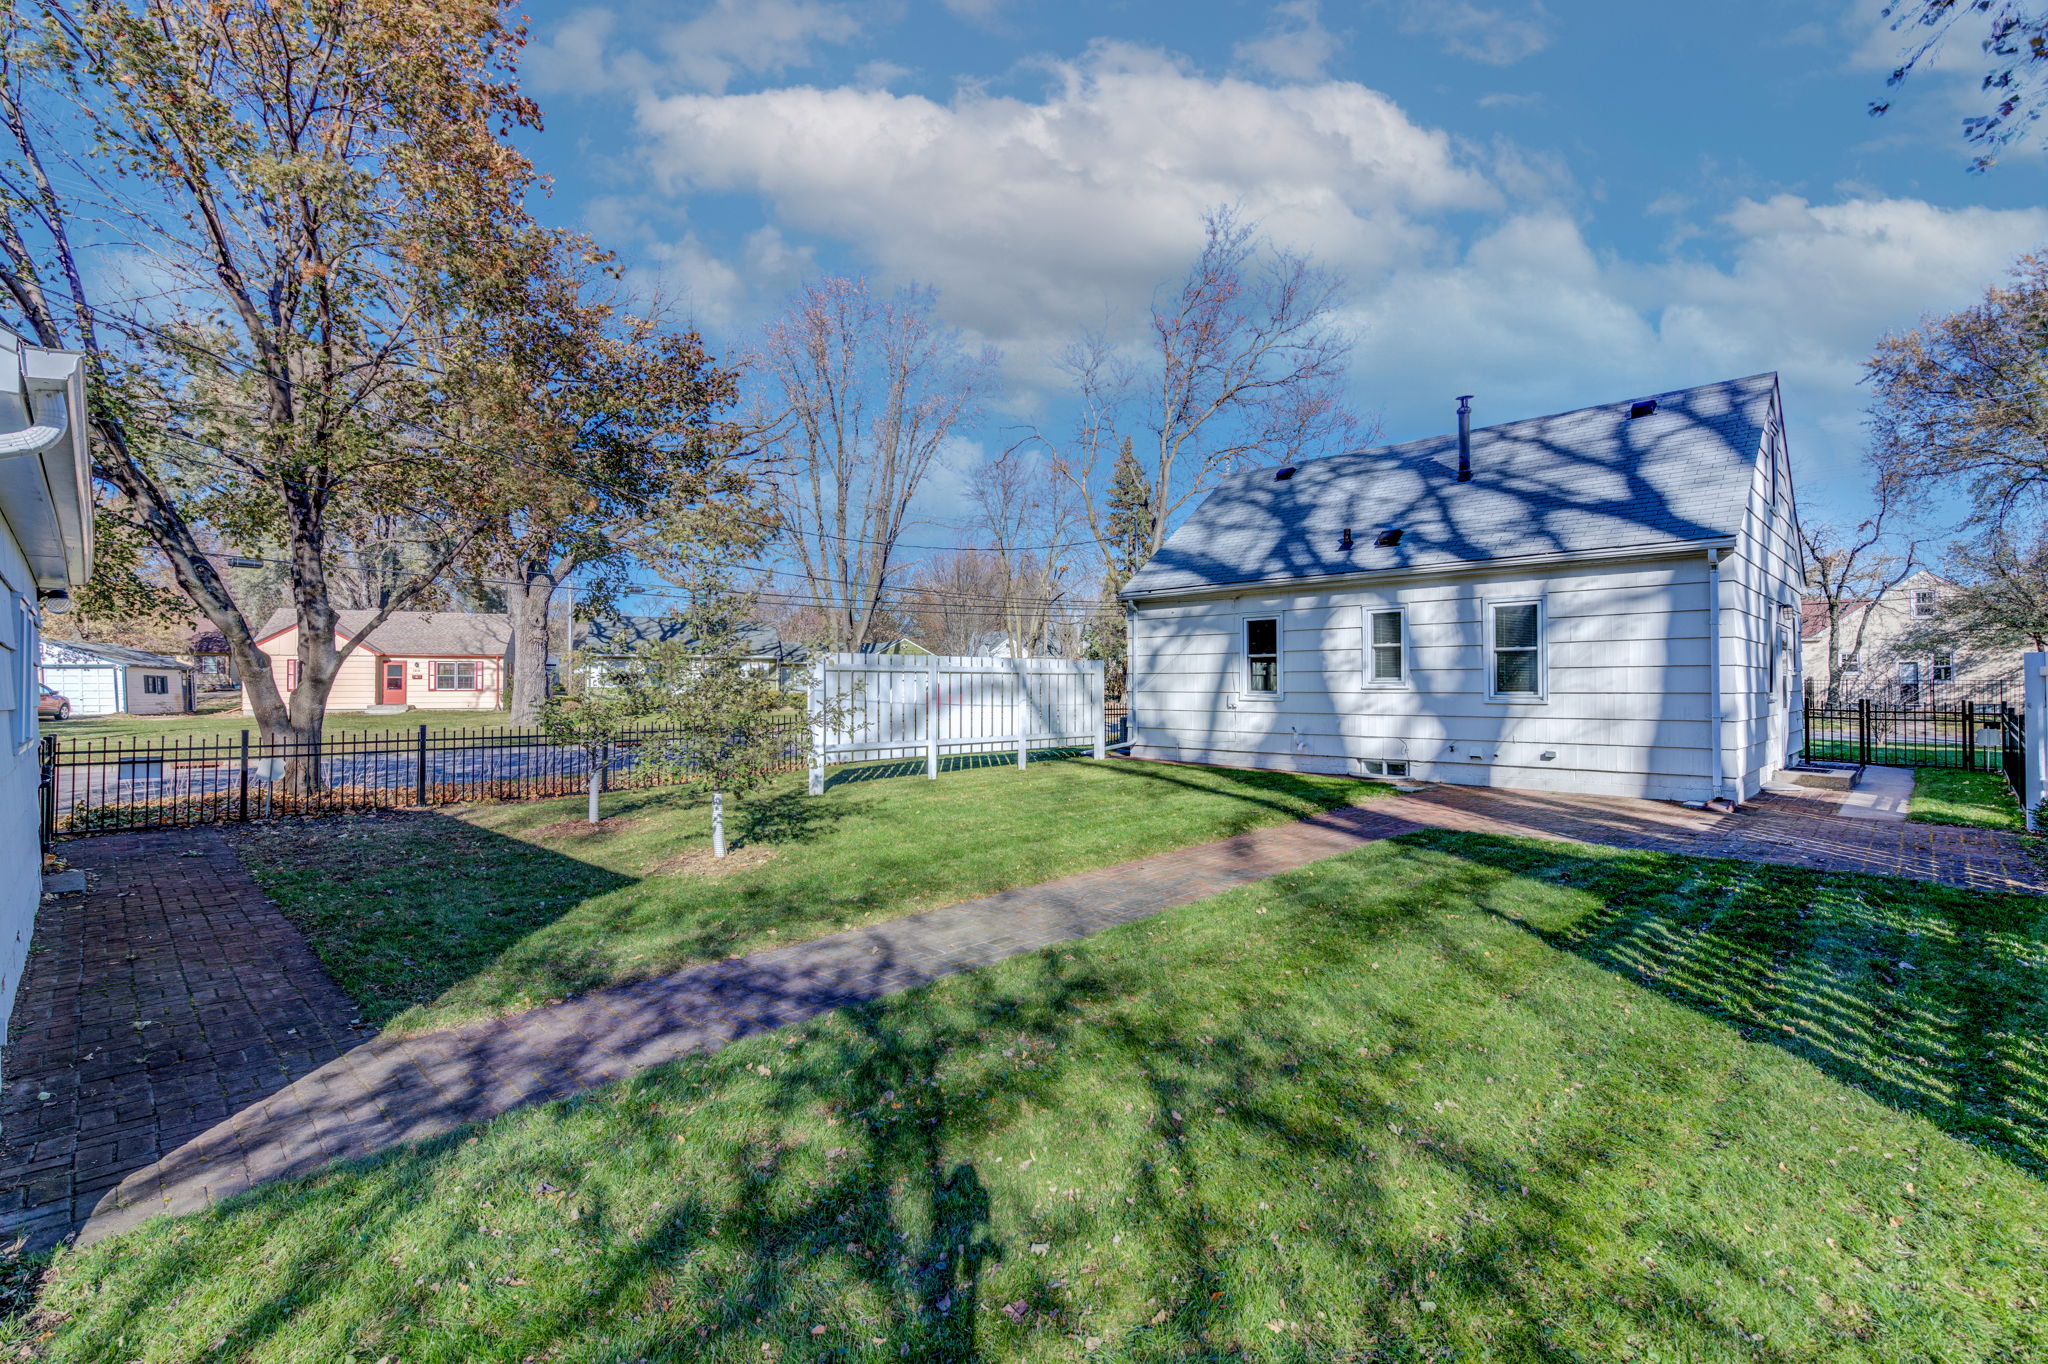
[1908,768,2028,832]
[18,829,2045,1361]
[230,757,1386,1034]
[45,705,521,745]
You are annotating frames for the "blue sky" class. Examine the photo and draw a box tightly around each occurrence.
[509,0,2048,548]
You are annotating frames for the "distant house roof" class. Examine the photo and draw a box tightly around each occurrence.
[1122,374,1782,599]
[255,608,510,656]
[858,636,930,655]
[574,616,799,660]
[42,639,193,669]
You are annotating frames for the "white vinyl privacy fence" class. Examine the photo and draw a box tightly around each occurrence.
[806,653,1106,794]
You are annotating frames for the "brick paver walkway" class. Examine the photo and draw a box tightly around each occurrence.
[0,830,360,1251]
[3,772,2034,1250]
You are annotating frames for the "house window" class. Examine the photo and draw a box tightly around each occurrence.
[284,658,299,690]
[1366,608,1406,686]
[433,660,478,691]
[1913,589,1936,618]
[1898,660,1921,706]
[6,595,29,750]
[1487,600,1544,699]
[143,674,168,695]
[1244,618,1279,695]
[1842,652,1861,675]
[1358,759,1410,778]
[1932,651,1954,684]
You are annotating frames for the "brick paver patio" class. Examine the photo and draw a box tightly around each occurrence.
[0,830,361,1251]
[0,770,2035,1251]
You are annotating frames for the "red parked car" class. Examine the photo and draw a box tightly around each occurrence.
[37,685,70,721]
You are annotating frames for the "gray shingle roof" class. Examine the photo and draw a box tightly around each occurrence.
[1121,373,1781,599]
[255,608,510,656]
[574,616,797,660]
[41,639,193,669]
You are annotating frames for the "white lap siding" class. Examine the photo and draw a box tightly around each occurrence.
[1129,555,1737,802]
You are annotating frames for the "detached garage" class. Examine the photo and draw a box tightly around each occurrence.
[39,640,196,716]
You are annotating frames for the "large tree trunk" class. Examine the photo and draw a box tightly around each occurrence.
[505,565,557,725]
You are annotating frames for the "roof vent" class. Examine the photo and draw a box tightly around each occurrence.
[1338,527,1354,551]
[1274,465,1297,480]
[1375,528,1403,548]
[1455,395,1473,482]
[1628,399,1657,419]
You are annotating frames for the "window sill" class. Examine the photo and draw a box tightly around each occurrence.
[1484,694,1549,705]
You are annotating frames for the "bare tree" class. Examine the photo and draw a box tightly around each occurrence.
[894,550,1010,656]
[970,443,1084,657]
[1871,1,2048,169]
[1921,523,2048,652]
[1048,207,1368,583]
[759,278,996,652]
[1803,499,1921,705]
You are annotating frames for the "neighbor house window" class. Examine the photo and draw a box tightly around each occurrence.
[1898,660,1922,706]
[284,658,299,690]
[143,674,168,695]
[1487,600,1544,699]
[1932,651,1954,684]
[1366,608,1407,686]
[1244,618,1280,695]
[433,660,478,690]
[1914,589,1937,618]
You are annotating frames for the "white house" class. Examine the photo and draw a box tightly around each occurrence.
[39,638,196,715]
[1119,375,1807,804]
[0,326,93,1037]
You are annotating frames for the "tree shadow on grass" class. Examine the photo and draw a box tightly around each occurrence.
[1397,827,2048,1182]
[824,746,1095,789]
[37,843,1873,1362]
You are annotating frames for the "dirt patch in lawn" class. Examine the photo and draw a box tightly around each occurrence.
[531,816,649,841]
[650,843,776,877]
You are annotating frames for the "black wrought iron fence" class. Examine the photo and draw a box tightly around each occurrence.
[1801,699,2010,771]
[40,719,808,839]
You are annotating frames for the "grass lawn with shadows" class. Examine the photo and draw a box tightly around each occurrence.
[1907,767,2027,832]
[23,831,2047,1361]
[230,755,1385,1034]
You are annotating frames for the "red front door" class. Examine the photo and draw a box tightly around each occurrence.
[381,660,407,704]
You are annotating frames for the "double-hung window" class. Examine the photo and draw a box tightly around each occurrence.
[1932,651,1954,684]
[1365,608,1406,686]
[1243,618,1280,696]
[1913,589,1937,619]
[1486,599,1544,700]
[143,674,168,695]
[434,660,478,691]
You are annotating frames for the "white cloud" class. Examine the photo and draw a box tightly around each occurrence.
[1235,0,1342,83]
[635,44,1495,344]
[524,0,864,96]
[615,41,2043,509]
[1395,0,1554,66]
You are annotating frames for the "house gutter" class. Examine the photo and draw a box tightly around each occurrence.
[1118,537,1739,606]
[1707,545,1727,805]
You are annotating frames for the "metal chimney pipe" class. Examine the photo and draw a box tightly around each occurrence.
[1455,395,1473,482]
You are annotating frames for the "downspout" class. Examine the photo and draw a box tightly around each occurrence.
[1707,547,1726,804]
[1123,600,1139,748]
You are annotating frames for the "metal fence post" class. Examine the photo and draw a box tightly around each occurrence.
[238,728,250,822]
[38,736,56,850]
[416,723,429,806]
[1857,697,1871,767]
[1963,702,1976,772]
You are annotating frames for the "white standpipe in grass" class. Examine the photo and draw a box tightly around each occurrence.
[711,790,727,857]
[587,765,601,826]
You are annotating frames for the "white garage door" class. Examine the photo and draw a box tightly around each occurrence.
[42,666,119,716]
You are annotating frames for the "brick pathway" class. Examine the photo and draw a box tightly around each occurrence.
[5,772,2035,1250]
[0,830,360,1252]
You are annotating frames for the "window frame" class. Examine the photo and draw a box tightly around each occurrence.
[1931,650,1954,684]
[1841,651,1861,676]
[1239,614,1283,700]
[1912,589,1937,619]
[433,659,479,692]
[1362,606,1409,689]
[143,673,168,695]
[7,595,30,753]
[1484,597,1547,703]
[283,658,299,691]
